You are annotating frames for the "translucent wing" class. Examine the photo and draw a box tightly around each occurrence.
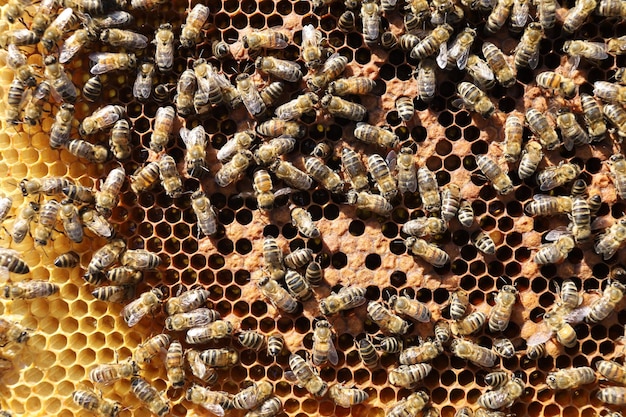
[565,306,591,324]
[472,59,495,81]
[59,31,87,64]
[53,8,75,30]
[538,169,560,191]
[456,46,470,70]
[511,0,529,27]
[199,402,225,417]
[567,54,581,72]
[386,150,397,171]
[327,338,339,366]
[584,42,609,59]
[528,49,540,70]
[527,323,553,346]
[544,227,571,242]
[436,42,449,69]
[121,298,146,327]
[89,53,117,75]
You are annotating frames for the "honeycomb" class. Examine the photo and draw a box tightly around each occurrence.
[1,0,626,416]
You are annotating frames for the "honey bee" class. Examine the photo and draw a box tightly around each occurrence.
[537,72,577,100]
[121,288,163,327]
[86,239,125,283]
[563,40,609,70]
[525,194,571,216]
[455,82,495,118]
[23,82,51,126]
[148,106,176,152]
[597,0,626,16]
[532,304,584,348]
[491,338,515,358]
[275,93,317,121]
[449,290,470,320]
[563,0,596,33]
[231,381,273,411]
[255,136,296,166]
[238,330,266,351]
[607,154,626,200]
[353,123,398,149]
[329,384,369,407]
[101,28,148,50]
[319,285,366,315]
[289,353,328,397]
[337,10,356,32]
[415,167,440,211]
[217,131,255,163]
[186,351,218,384]
[450,339,497,367]
[440,28,474,70]
[481,42,515,88]
[89,360,139,385]
[257,118,306,139]
[414,58,437,102]
[537,162,581,191]
[269,160,312,190]
[307,53,349,92]
[62,185,95,204]
[32,199,59,246]
[410,24,453,61]
[165,308,219,332]
[391,97,415,124]
[525,109,559,150]
[498,114,524,163]
[597,387,626,405]
[534,234,575,264]
[478,377,525,409]
[525,343,547,360]
[402,217,447,238]
[185,190,218,238]
[300,24,323,69]
[72,389,122,417]
[163,340,185,389]
[451,311,487,335]
[106,266,142,285]
[1,280,58,300]
[604,103,626,139]
[367,301,410,335]
[534,0,557,29]
[54,251,80,268]
[389,363,433,388]
[151,24,174,72]
[243,28,289,50]
[41,7,76,52]
[83,9,133,26]
[255,56,302,83]
[128,0,169,10]
[484,371,509,388]
[608,36,626,55]
[304,261,323,287]
[516,140,542,180]
[365,154,395,199]
[387,391,429,417]
[215,150,253,187]
[398,340,442,365]
[95,166,124,218]
[131,377,170,417]
[79,105,125,137]
[0,29,39,49]
[30,0,57,36]
[175,69,197,117]
[4,78,26,125]
[130,161,160,194]
[405,237,449,267]
[311,320,338,366]
[285,269,312,301]
[185,384,231,415]
[180,125,208,178]
[381,31,398,49]
[89,52,136,75]
[47,103,74,149]
[568,196,591,242]
[262,236,285,281]
[82,75,102,103]
[179,3,209,48]
[585,280,626,323]
[288,207,319,238]
[356,338,379,368]
[133,61,155,102]
[347,190,392,216]
[595,81,626,104]
[164,288,210,316]
[258,81,284,108]
[488,285,518,332]
[266,333,285,359]
[455,407,475,417]
[186,320,234,344]
[121,250,160,271]
[580,94,607,141]
[476,154,513,195]
[251,169,275,211]
[197,348,239,369]
[484,0,513,35]
[80,208,114,239]
[59,199,83,244]
[557,110,589,151]
[389,148,416,194]
[361,0,382,46]
[157,155,183,199]
[43,55,78,103]
[474,232,496,255]
[512,22,542,70]
[303,156,344,194]
[596,360,626,384]
[465,55,495,91]
[211,39,230,58]
[341,147,369,192]
[321,95,367,121]
[545,366,596,390]
[235,74,266,118]
[258,276,298,313]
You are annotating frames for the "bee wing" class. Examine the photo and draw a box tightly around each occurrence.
[0,267,9,284]
[473,59,495,81]
[302,24,316,47]
[322,53,342,72]
[451,98,466,111]
[511,0,529,27]
[284,370,299,384]
[180,127,192,148]
[327,338,339,366]
[89,53,116,75]
[565,306,591,324]
[544,227,571,242]
[591,216,613,231]
[59,32,86,64]
[528,49,540,70]
[0,247,22,258]
[585,42,609,59]
[386,150,397,171]
[538,170,559,191]
[242,89,264,116]
[53,8,75,29]
[527,324,552,346]
[121,298,144,327]
[456,47,470,70]
[436,42,449,69]
[199,403,225,417]
[273,187,294,198]
[567,54,581,72]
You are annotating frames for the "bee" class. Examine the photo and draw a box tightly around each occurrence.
[476,154,513,195]
[285,269,313,301]
[185,385,231,415]
[512,22,543,70]
[484,371,509,388]
[401,217,447,238]
[474,232,496,255]
[500,114,524,163]
[258,276,298,314]
[598,387,626,405]
[255,56,303,83]
[262,236,285,280]
[238,331,266,351]
[236,74,266,119]
[337,10,356,32]
[491,338,515,358]
[23,82,51,126]
[415,167,440,211]
[534,0,558,28]
[525,343,547,360]
[387,392,429,417]
[562,0,596,33]
[604,103,626,138]
[525,106,559,148]
[158,155,183,199]
[466,55,496,91]
[186,320,234,344]
[232,381,273,411]
[449,289,470,320]
[609,36,626,55]
[32,199,60,246]
[47,103,74,149]
[608,154,626,200]
[58,199,83,244]
[267,333,284,358]
[89,360,139,385]
[441,28,475,70]
[406,0,431,20]
[251,169,275,211]
[482,42,515,88]
[197,348,238,370]
[310,320,339,366]
[537,72,577,99]
[211,39,230,58]
[451,311,487,335]
[257,118,306,139]
[534,234,575,264]
[478,377,525,409]
[4,78,26,124]
[329,384,369,407]
[121,288,163,327]
[300,24,323,69]
[79,105,125,137]
[131,377,170,417]
[149,106,176,152]
[405,237,449,267]
[564,40,609,70]
[484,0,514,35]
[597,0,626,16]
[165,308,219,332]
[255,137,296,167]
[321,95,367,122]
[488,285,518,332]
[361,0,382,46]
[175,69,197,117]
[525,194,571,216]
[259,81,284,108]
[0,29,39,48]
[82,75,102,103]
[596,360,626,384]
[585,280,626,323]
[341,147,369,192]
[455,408,475,417]
[83,9,133,26]
[557,110,589,151]
[80,208,114,239]
[389,148,417,194]
[289,208,320,239]
[130,161,160,194]
[101,28,148,50]
[63,185,95,204]
[595,81,626,104]
[72,389,122,417]
[164,288,210,316]
[515,140,543,180]
[307,53,349,91]
[0,316,30,347]
[580,94,607,141]
[380,31,398,49]
[367,301,410,335]
[398,340,442,364]
[356,338,379,368]
[243,28,289,50]
[121,250,160,270]
[1,280,58,300]
[389,364,433,388]
[302,262,322,288]
[30,0,57,37]
[95,167,125,218]
[569,196,591,242]
[151,24,174,72]
[354,123,398,149]
[89,52,136,75]
[163,340,186,389]
[545,366,596,390]
[180,125,209,178]
[319,285,366,315]
[533,305,583,348]
[537,162,581,191]
[217,131,255,164]
[41,7,76,52]
[106,266,142,285]
[269,160,312,190]
[275,93,318,121]
[44,55,77,103]
[455,82,495,118]
[179,4,209,48]
[215,150,253,187]
[133,61,155,102]
[410,24,453,61]
[54,251,80,268]
[434,320,451,345]
[289,354,328,397]
[347,190,392,215]
[365,154,396,199]
[86,239,125,283]
[451,339,497,367]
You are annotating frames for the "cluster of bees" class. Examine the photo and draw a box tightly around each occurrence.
[2,0,626,415]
